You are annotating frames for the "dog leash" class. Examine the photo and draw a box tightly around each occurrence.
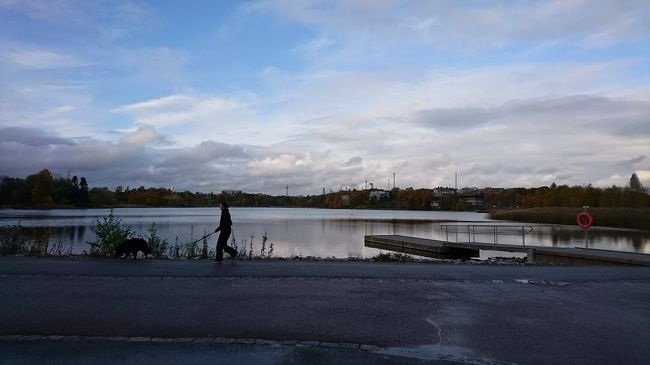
[185,228,236,246]
[185,231,216,246]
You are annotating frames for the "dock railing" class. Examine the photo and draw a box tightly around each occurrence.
[440,224,534,248]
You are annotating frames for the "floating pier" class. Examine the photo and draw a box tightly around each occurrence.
[364,234,650,266]
[364,235,477,259]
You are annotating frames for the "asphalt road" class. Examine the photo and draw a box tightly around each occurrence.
[1,257,650,364]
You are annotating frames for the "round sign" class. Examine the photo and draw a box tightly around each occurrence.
[576,212,593,229]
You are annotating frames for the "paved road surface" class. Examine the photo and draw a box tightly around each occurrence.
[1,257,649,364]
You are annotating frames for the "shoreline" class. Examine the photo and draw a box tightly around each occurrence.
[0,253,528,265]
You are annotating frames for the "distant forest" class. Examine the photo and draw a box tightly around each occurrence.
[1,169,648,210]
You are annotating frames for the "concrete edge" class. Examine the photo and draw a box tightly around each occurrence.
[0,334,515,365]
[0,334,366,351]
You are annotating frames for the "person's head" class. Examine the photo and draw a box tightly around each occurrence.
[220,201,229,210]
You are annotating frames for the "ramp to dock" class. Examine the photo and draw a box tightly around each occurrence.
[364,235,477,259]
[364,235,650,266]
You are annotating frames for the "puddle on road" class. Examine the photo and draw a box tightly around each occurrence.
[375,344,514,365]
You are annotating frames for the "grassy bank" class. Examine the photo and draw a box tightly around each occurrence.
[489,207,650,231]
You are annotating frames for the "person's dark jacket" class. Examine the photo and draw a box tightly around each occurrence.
[215,209,232,233]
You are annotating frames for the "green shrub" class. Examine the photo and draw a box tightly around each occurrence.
[144,223,168,257]
[87,209,134,256]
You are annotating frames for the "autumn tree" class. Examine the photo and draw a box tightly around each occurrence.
[27,169,54,205]
[79,177,90,205]
[630,173,643,191]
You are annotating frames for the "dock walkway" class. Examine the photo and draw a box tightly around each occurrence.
[365,234,650,266]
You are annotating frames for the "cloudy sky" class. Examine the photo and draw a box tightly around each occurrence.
[1,0,649,194]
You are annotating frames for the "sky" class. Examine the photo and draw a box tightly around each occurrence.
[1,0,649,195]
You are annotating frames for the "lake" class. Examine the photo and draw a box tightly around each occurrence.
[1,207,648,258]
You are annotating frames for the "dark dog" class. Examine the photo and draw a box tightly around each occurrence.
[115,238,151,259]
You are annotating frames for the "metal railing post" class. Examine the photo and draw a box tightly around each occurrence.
[438,224,533,248]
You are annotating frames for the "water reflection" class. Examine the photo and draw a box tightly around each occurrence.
[1,208,648,257]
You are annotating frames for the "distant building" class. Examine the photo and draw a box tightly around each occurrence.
[431,186,484,210]
[369,189,390,200]
[341,194,350,206]
[433,187,457,197]
[459,194,484,209]
[459,187,480,195]
[482,187,505,193]
[221,190,242,195]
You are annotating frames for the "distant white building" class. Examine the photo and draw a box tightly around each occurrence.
[369,189,390,200]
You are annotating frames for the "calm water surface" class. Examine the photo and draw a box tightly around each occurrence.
[1,208,648,258]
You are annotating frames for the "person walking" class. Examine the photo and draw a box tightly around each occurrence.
[214,202,237,263]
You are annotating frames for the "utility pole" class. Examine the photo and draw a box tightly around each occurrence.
[454,171,459,210]
[286,185,289,197]
[365,180,367,190]
[393,172,395,189]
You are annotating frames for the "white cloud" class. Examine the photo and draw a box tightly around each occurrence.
[113,93,243,130]
[249,0,650,49]
[248,153,313,177]
[2,49,86,69]
[113,94,194,112]
[50,105,74,114]
[637,170,650,185]
[120,125,171,146]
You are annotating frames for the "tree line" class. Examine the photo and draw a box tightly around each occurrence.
[0,169,89,207]
[484,182,648,209]
[1,169,647,210]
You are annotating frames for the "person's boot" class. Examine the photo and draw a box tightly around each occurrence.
[226,247,238,260]
[214,252,223,263]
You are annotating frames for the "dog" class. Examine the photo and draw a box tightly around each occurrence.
[115,238,152,259]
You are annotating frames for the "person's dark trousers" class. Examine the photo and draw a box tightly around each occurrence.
[216,229,236,261]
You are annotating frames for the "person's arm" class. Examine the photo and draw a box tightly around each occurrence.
[215,213,223,232]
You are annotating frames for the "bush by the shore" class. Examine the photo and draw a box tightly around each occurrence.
[489,207,650,231]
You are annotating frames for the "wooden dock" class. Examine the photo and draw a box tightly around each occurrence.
[364,235,650,266]
[364,235,476,259]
